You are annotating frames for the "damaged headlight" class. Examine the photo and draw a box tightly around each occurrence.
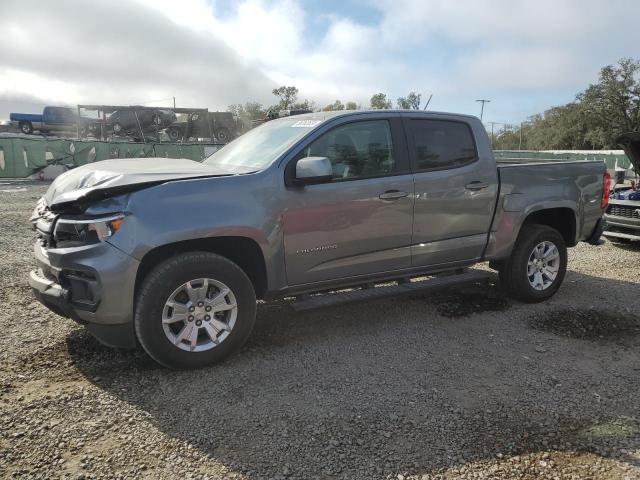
[53,214,125,247]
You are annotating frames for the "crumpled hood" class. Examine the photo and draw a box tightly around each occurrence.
[616,132,640,172]
[44,157,239,211]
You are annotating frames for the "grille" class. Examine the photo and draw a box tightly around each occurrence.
[607,205,640,218]
[608,204,640,219]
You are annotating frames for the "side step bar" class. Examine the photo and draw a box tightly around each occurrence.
[291,270,491,312]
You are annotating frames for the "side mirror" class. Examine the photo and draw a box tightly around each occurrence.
[295,156,333,185]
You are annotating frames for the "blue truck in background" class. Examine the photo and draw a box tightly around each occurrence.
[9,106,96,135]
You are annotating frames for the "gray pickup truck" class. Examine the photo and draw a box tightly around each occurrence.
[29,110,608,369]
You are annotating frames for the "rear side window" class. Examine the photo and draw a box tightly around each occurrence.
[409,119,477,171]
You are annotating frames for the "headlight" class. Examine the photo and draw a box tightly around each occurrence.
[53,214,125,247]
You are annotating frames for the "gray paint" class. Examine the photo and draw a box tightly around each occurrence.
[30,110,606,336]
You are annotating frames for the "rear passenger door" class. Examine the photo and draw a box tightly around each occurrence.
[405,116,498,267]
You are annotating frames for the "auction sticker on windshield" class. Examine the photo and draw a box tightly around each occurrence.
[291,120,322,128]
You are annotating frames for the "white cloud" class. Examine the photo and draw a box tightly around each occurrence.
[1,0,640,122]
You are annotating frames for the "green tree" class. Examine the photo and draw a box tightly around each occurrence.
[272,86,299,110]
[397,92,421,110]
[345,101,358,110]
[292,99,315,111]
[370,93,392,109]
[323,100,345,111]
[578,58,640,147]
[227,102,266,130]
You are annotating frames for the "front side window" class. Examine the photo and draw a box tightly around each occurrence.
[409,119,477,171]
[299,120,395,181]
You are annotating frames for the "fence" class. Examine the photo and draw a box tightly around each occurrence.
[0,135,222,178]
[493,150,632,170]
[0,137,633,178]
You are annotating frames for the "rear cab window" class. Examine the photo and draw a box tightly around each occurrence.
[407,119,477,171]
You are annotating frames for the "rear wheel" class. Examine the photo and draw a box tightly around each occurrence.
[215,127,230,143]
[498,224,567,302]
[19,122,33,134]
[168,127,182,142]
[135,252,256,369]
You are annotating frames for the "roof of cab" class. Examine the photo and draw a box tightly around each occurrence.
[276,109,480,123]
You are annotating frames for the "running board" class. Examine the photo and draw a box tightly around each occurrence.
[291,270,491,312]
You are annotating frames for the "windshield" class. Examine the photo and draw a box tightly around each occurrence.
[203,117,322,170]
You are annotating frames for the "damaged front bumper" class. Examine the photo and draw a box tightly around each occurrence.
[30,240,140,348]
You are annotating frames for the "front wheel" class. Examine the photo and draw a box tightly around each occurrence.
[498,224,567,303]
[135,252,256,369]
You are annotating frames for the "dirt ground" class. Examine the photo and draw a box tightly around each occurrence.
[1,180,639,479]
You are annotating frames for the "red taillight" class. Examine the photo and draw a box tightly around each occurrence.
[601,171,611,209]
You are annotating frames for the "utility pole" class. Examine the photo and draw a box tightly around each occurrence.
[476,99,490,120]
[422,94,433,111]
[519,122,523,150]
[173,96,176,109]
[488,122,500,148]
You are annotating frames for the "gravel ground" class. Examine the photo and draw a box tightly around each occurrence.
[1,180,639,480]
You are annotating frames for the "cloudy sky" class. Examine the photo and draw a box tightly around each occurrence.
[1,0,639,124]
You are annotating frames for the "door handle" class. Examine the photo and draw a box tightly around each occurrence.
[379,190,409,200]
[465,181,489,191]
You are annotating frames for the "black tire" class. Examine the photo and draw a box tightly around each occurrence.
[498,224,567,303]
[168,127,182,142]
[19,122,33,134]
[134,252,256,369]
[215,127,230,143]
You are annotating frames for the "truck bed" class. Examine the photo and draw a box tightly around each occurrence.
[484,159,606,261]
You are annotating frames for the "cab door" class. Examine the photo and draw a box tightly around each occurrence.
[405,116,498,266]
[282,117,414,286]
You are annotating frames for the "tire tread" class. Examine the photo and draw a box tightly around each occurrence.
[134,251,256,369]
[499,224,567,303]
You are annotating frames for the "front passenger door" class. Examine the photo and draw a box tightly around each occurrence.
[282,118,414,286]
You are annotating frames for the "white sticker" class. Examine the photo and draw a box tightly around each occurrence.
[291,120,321,128]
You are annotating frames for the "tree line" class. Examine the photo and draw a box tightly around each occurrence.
[229,58,640,151]
[492,58,640,150]
[227,88,424,129]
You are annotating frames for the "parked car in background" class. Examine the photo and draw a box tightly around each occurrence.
[167,111,241,143]
[107,107,176,139]
[29,110,607,369]
[603,132,640,243]
[9,106,98,136]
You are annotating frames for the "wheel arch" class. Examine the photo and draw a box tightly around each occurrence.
[521,206,577,247]
[134,236,268,300]
[486,204,578,263]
